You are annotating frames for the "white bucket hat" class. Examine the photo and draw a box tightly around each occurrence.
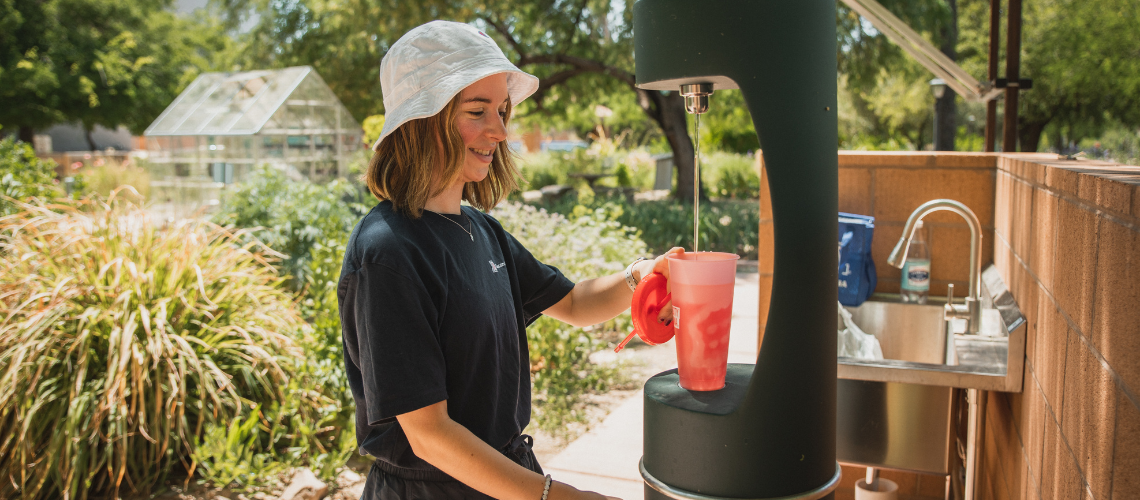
[372,20,540,151]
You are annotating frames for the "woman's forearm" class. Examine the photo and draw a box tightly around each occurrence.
[546,250,680,328]
[400,402,544,499]
[398,401,606,500]
[555,271,637,327]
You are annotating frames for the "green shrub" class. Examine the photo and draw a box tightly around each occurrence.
[516,151,576,190]
[213,166,368,292]
[491,202,645,434]
[203,168,362,488]
[78,157,151,200]
[702,152,760,200]
[529,195,761,260]
[516,147,656,192]
[0,138,62,216]
[0,197,308,500]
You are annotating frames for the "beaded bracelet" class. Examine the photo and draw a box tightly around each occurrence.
[541,474,552,500]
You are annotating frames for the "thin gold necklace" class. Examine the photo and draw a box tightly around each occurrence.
[425,209,474,241]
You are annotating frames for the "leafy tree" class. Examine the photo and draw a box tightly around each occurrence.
[836,0,956,150]
[0,0,229,147]
[959,0,1140,151]
[218,0,704,200]
[700,90,759,155]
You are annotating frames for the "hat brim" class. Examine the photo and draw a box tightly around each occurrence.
[372,59,539,151]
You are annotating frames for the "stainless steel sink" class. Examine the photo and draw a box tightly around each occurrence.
[837,265,1026,392]
[836,265,1026,477]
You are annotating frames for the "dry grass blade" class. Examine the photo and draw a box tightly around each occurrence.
[0,196,305,499]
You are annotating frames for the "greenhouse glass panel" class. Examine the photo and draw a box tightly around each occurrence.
[146,75,222,135]
[144,65,363,220]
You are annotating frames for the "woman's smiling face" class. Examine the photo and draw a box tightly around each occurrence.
[454,73,510,184]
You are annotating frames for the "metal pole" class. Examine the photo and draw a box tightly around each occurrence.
[984,0,1000,152]
[1002,0,1022,152]
[964,388,988,500]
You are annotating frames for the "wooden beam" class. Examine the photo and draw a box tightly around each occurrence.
[1003,0,1023,152]
[984,0,1000,152]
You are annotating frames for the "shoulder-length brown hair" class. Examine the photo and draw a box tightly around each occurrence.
[365,94,521,218]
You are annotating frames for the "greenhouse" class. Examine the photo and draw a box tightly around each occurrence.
[143,66,362,184]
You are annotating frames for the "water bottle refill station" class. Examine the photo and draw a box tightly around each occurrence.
[633,0,842,498]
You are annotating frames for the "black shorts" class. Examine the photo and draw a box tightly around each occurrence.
[360,434,544,500]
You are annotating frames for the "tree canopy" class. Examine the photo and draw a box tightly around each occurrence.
[221,0,708,199]
[0,0,228,144]
[844,0,1140,152]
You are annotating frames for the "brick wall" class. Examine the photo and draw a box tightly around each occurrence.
[982,156,1140,500]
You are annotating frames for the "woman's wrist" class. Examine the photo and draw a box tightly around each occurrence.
[632,258,655,284]
[624,257,646,291]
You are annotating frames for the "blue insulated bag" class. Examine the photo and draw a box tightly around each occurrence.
[838,212,877,307]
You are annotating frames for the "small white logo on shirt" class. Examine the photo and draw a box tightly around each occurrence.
[489,260,506,273]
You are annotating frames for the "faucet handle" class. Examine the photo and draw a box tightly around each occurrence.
[945,283,958,322]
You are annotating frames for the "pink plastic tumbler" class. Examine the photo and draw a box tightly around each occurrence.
[667,252,740,391]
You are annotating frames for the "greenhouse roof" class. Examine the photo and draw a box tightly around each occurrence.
[145,66,353,137]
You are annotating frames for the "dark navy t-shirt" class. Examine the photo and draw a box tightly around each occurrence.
[337,201,575,474]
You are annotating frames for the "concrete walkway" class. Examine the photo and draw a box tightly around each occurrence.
[545,274,761,499]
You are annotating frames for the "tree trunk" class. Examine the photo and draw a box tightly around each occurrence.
[660,94,698,201]
[18,126,35,144]
[633,89,698,201]
[1018,119,1049,153]
[85,127,98,151]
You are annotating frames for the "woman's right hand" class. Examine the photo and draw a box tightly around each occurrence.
[633,246,684,325]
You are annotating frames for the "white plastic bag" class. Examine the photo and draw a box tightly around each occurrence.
[837,302,884,360]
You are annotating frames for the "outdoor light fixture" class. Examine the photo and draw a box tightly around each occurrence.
[930,78,948,99]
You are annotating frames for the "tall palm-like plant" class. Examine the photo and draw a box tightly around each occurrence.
[0,193,306,499]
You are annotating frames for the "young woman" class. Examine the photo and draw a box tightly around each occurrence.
[338,20,679,500]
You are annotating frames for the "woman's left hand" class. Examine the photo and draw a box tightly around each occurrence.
[633,247,684,324]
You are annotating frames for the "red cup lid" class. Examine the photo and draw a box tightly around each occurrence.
[615,272,674,352]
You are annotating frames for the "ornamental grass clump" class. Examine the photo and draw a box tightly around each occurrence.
[0,194,306,500]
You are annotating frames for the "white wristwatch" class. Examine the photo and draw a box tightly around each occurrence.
[624,257,647,291]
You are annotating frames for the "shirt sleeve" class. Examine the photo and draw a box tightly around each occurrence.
[349,262,449,424]
[504,232,576,326]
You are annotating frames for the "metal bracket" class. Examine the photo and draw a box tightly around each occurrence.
[640,459,842,500]
[994,78,1033,89]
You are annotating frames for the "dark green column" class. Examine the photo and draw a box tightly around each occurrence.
[634,0,838,497]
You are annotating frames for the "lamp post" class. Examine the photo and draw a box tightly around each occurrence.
[930,78,955,151]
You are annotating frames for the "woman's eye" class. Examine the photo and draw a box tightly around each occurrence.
[468,110,485,117]
[498,110,507,118]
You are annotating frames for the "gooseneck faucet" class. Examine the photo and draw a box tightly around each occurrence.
[887,199,983,335]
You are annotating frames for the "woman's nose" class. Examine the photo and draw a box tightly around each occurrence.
[487,115,508,141]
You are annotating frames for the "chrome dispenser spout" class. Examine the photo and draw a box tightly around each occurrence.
[888,199,983,335]
[680,83,713,114]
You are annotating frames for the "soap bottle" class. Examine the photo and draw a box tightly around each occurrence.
[900,220,930,304]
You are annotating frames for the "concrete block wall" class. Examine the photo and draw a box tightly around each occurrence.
[982,156,1140,500]
[756,152,1139,498]
[757,152,998,343]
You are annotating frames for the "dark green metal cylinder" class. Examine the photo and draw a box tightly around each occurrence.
[634,0,838,497]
